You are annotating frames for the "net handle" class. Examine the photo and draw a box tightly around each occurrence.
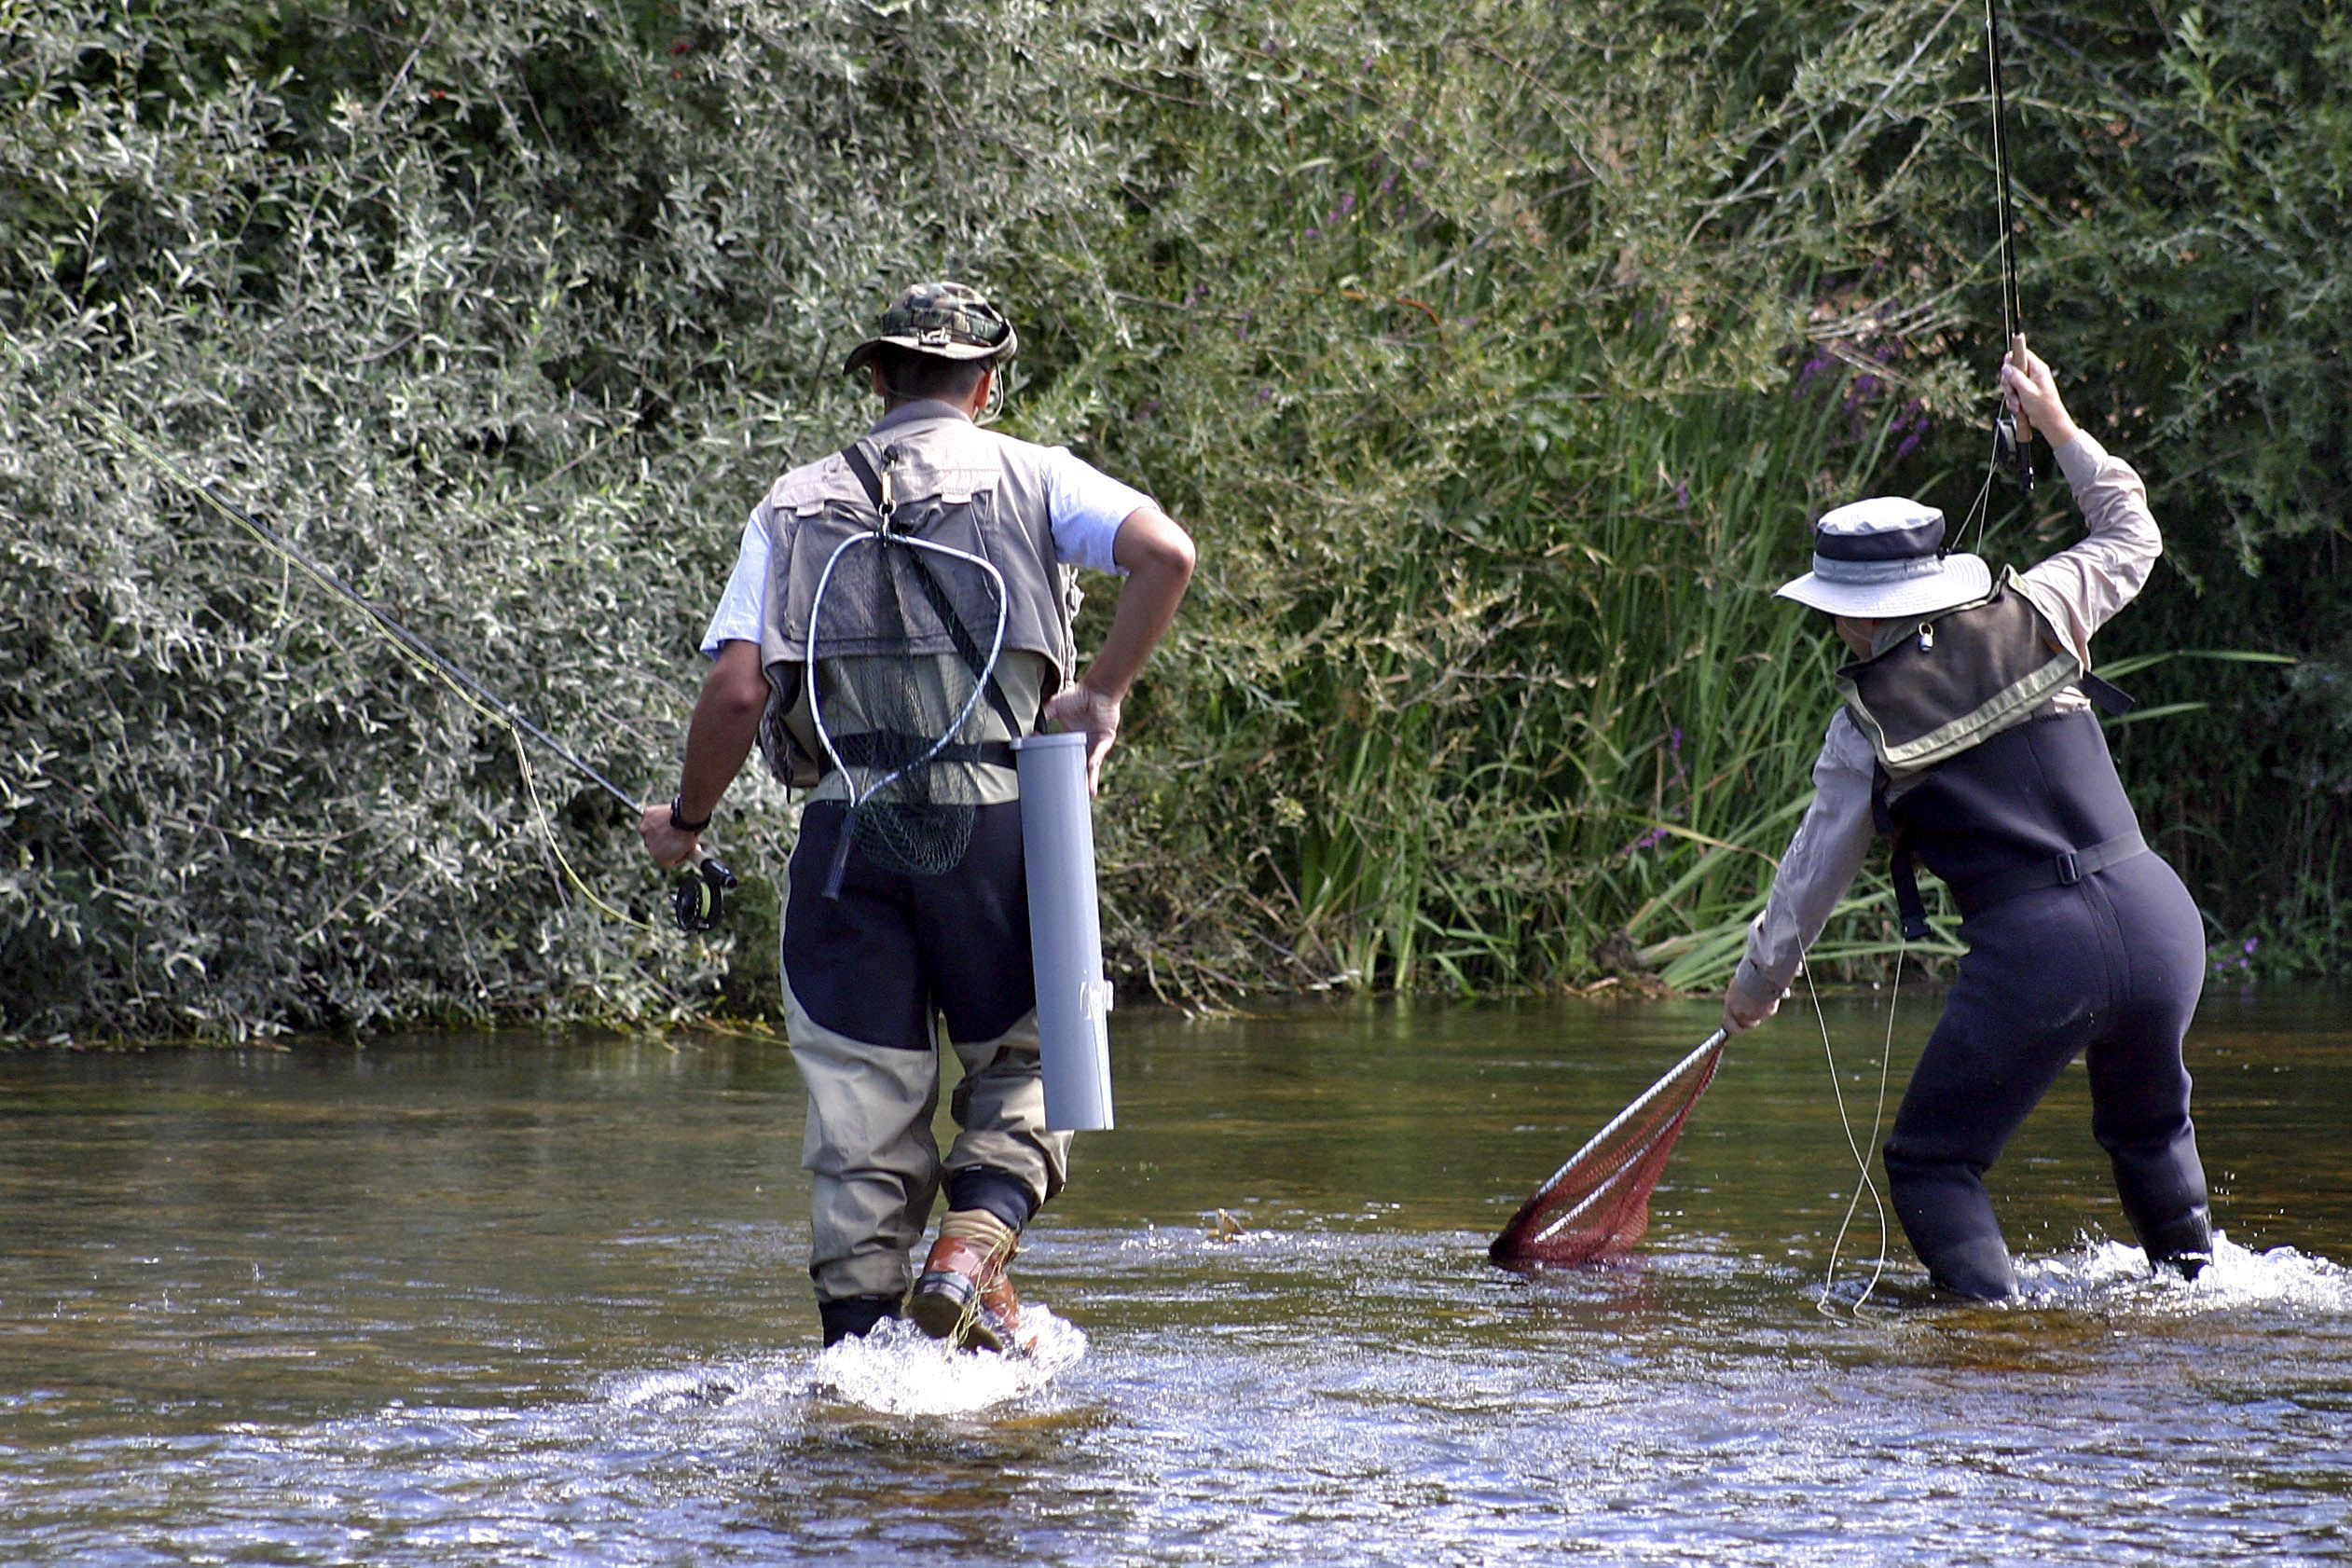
[1521,1029,1727,1200]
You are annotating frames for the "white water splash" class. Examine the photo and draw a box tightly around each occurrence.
[2017,1231,2352,1314]
[598,1305,1087,1427]
[810,1310,1086,1416]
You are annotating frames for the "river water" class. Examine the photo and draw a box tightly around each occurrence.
[2,987,2346,1565]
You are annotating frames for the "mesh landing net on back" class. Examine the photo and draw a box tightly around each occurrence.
[1488,1033,1726,1267]
[810,530,1007,881]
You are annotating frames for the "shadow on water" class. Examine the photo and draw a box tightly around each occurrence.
[1,988,2348,1564]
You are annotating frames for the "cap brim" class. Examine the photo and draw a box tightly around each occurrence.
[1773,554,1992,619]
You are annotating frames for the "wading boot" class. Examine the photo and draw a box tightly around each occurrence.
[2140,1205,2215,1282]
[910,1209,1032,1355]
[818,1292,904,1347]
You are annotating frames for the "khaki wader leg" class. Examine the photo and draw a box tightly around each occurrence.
[788,975,946,1305]
[942,1008,1072,1212]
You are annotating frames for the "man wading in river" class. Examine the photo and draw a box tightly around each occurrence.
[640,282,1194,1350]
[1720,349,2214,1301]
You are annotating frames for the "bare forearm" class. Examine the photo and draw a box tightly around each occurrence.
[676,640,768,820]
[1039,505,1194,793]
[642,640,767,867]
[1076,506,1195,700]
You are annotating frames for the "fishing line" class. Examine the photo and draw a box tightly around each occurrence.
[1953,451,2001,559]
[1807,942,1899,1316]
[74,395,735,935]
[1809,6,2024,1303]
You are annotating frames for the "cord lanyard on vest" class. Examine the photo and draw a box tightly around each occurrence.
[806,444,1012,900]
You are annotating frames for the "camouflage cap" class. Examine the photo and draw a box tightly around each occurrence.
[842,282,1019,375]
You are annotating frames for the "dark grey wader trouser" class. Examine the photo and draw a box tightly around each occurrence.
[1883,849,2211,1299]
[782,799,1072,1316]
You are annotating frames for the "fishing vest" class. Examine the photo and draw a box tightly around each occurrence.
[1840,572,2149,935]
[1835,568,2100,781]
[753,404,1083,787]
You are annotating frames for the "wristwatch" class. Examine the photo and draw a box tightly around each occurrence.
[668,794,711,833]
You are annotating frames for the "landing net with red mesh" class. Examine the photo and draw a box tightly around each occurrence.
[1488,1030,1727,1267]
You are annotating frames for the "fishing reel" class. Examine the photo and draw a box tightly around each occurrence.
[1994,406,2036,494]
[672,854,738,933]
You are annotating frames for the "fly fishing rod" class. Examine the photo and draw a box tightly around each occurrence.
[1952,0,2041,557]
[81,399,736,934]
[1987,0,2035,494]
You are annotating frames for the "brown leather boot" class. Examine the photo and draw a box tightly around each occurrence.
[909,1209,1032,1355]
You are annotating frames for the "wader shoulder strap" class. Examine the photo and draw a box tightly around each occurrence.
[839,442,1029,740]
[2080,670,2134,717]
[1872,765,1934,942]
[839,440,888,510]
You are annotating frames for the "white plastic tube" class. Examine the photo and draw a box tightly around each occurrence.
[1011,731,1114,1131]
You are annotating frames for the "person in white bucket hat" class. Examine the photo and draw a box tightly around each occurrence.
[1720,347,2215,1301]
[1773,495,1991,625]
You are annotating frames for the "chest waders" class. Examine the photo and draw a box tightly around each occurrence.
[1836,571,2140,938]
[1838,573,2212,1299]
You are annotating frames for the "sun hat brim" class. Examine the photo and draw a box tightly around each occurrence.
[842,333,1014,375]
[1774,552,1992,619]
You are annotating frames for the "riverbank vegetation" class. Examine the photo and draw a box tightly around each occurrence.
[5,1,2345,1038]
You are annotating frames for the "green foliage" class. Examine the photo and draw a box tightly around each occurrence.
[2,0,1132,1036]
[2,0,2343,1038]
[1981,0,2352,955]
